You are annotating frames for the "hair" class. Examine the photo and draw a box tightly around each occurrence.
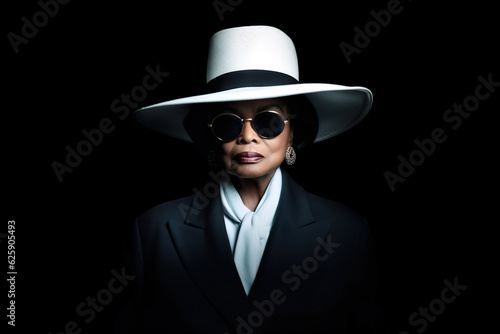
[183,95,319,159]
[281,94,318,151]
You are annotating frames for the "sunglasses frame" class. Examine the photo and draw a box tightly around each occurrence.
[208,110,290,142]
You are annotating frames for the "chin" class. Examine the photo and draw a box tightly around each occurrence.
[226,163,277,179]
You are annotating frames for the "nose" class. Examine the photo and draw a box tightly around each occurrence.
[237,119,259,144]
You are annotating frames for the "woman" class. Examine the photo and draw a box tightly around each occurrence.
[117,26,380,333]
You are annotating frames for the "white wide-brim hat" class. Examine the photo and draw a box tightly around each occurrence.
[135,25,373,143]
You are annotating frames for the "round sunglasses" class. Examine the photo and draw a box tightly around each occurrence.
[208,110,290,142]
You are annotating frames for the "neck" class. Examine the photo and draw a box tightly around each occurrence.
[231,169,277,212]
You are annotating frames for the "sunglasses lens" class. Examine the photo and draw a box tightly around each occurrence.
[253,112,285,138]
[211,114,242,141]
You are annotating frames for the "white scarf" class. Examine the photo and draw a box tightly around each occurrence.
[220,167,282,295]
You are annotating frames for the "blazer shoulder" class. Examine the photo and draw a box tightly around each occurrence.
[283,171,367,229]
[135,195,194,228]
[305,191,366,226]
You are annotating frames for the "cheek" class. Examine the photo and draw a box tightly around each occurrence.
[219,143,235,164]
[269,139,288,155]
[217,129,290,167]
[267,133,290,160]
[275,129,292,151]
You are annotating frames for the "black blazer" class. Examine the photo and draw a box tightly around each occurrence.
[116,171,380,334]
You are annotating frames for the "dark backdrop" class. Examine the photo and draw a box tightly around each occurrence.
[4,0,498,333]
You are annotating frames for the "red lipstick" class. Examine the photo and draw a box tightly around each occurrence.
[234,151,264,163]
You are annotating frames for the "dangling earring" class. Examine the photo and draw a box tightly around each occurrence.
[285,146,296,165]
[207,149,218,167]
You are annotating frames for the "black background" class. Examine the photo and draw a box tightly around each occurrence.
[4,0,498,333]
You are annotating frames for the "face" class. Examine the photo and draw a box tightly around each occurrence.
[214,98,293,179]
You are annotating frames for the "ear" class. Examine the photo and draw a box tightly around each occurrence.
[287,129,294,147]
[283,103,294,147]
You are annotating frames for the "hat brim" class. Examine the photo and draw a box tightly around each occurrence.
[134,83,372,143]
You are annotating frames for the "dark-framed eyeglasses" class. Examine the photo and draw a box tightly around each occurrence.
[208,110,290,142]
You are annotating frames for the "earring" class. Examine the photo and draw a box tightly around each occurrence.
[207,149,218,167]
[285,146,296,165]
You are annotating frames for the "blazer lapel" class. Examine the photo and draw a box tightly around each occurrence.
[167,170,331,327]
[167,189,251,328]
[249,171,331,300]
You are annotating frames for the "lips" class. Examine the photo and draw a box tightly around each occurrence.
[234,151,264,163]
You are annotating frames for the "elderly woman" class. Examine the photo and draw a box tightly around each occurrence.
[117,26,380,333]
